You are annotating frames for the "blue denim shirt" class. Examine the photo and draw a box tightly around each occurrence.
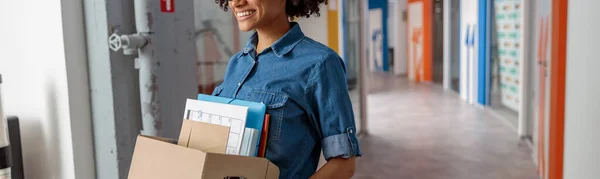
[212,22,362,178]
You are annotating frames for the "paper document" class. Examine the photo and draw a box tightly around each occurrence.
[240,128,260,156]
[184,99,249,155]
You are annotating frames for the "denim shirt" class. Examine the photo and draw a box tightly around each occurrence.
[212,22,362,178]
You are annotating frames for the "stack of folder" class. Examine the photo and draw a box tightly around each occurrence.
[193,94,271,157]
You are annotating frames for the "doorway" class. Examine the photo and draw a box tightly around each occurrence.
[432,0,444,84]
[450,0,460,92]
[343,0,364,134]
[490,0,520,127]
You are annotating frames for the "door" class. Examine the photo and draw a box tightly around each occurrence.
[432,0,444,84]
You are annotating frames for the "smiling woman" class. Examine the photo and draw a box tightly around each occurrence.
[216,0,327,33]
[216,0,326,17]
[211,0,362,179]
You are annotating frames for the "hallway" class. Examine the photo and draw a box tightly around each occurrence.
[354,73,538,179]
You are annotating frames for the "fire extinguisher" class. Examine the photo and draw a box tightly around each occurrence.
[0,74,12,179]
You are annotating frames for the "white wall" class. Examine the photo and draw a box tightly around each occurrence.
[563,0,600,178]
[393,0,407,75]
[0,1,95,179]
[297,5,329,45]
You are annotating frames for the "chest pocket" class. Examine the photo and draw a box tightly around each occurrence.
[212,86,224,96]
[246,89,289,141]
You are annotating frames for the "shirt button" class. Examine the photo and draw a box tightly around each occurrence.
[238,83,242,86]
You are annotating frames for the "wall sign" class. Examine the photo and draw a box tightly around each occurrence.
[161,0,175,13]
[494,0,523,111]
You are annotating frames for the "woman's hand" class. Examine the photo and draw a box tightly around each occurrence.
[309,157,356,179]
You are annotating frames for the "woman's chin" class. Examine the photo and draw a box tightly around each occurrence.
[237,24,255,32]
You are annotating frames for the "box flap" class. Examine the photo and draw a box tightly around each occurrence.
[201,153,280,179]
[178,120,229,154]
[142,135,177,144]
[128,135,208,179]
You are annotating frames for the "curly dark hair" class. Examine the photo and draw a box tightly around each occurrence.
[215,0,328,18]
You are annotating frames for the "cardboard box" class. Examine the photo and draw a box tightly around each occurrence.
[128,120,280,179]
[177,120,230,153]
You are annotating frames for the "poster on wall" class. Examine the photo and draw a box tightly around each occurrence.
[194,1,253,94]
[460,0,479,104]
[407,2,424,81]
[493,0,522,111]
[368,8,384,72]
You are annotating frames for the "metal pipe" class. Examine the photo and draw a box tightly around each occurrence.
[134,0,159,136]
[121,34,148,55]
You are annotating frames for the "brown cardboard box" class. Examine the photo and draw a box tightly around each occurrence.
[177,120,230,153]
[128,120,280,179]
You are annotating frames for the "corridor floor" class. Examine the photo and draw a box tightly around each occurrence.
[353,73,538,179]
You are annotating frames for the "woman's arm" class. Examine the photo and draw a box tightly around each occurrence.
[307,54,362,179]
[309,157,356,179]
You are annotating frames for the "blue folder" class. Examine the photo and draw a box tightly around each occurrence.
[197,94,266,156]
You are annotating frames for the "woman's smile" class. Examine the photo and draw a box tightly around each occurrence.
[235,10,257,21]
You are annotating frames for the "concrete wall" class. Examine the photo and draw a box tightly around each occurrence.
[0,0,95,179]
[563,0,600,178]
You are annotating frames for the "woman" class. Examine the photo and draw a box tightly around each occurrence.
[214,0,362,178]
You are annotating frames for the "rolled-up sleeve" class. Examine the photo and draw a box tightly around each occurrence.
[306,53,363,161]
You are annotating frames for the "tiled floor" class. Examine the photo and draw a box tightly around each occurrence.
[490,92,520,129]
[353,72,538,179]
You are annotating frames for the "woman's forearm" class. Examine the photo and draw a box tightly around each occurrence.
[310,157,356,179]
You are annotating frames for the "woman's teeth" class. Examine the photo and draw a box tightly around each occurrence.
[237,11,256,17]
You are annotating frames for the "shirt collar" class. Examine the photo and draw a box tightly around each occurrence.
[243,22,305,57]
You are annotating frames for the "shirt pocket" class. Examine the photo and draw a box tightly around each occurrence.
[211,86,224,96]
[246,89,289,141]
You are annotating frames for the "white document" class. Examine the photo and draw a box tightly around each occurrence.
[183,99,249,155]
[240,128,260,156]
